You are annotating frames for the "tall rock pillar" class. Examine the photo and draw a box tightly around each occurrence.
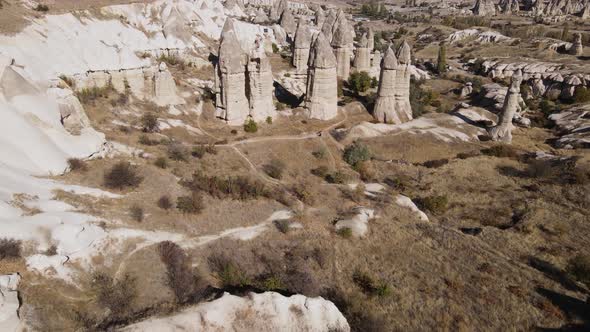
[248,37,275,122]
[353,33,371,73]
[305,33,338,120]
[392,41,413,122]
[293,22,311,75]
[488,70,523,143]
[331,14,353,80]
[373,46,411,124]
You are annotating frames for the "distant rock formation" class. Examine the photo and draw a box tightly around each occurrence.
[373,44,413,124]
[154,62,183,106]
[305,33,338,120]
[293,22,311,74]
[570,33,584,56]
[353,33,371,73]
[216,19,275,125]
[534,0,589,17]
[488,70,523,143]
[473,0,497,16]
[315,6,326,26]
[215,19,250,125]
[253,7,269,24]
[320,9,338,42]
[331,12,353,80]
[367,28,375,52]
[393,41,413,121]
[499,0,519,14]
[270,0,288,22]
[280,9,297,38]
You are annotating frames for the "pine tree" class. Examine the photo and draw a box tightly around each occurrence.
[437,42,447,74]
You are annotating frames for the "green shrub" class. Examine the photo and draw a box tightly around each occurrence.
[566,254,590,287]
[348,71,372,94]
[157,54,184,67]
[34,4,49,12]
[263,159,286,179]
[261,275,284,291]
[176,192,204,214]
[343,142,372,167]
[337,227,353,238]
[325,171,348,184]
[370,77,378,88]
[436,42,447,74]
[244,118,258,133]
[0,238,21,260]
[415,195,448,214]
[104,162,143,189]
[274,219,292,234]
[272,43,279,53]
[76,85,113,104]
[266,116,273,124]
[573,87,590,104]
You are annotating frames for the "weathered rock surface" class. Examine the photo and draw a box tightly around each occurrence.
[305,33,338,120]
[248,37,275,122]
[253,7,269,24]
[269,0,288,22]
[499,0,519,14]
[447,29,513,44]
[335,207,376,237]
[154,62,184,106]
[293,22,311,74]
[280,9,297,38]
[488,70,523,143]
[473,0,497,16]
[331,11,354,80]
[570,33,584,56]
[315,6,326,26]
[373,46,411,124]
[0,274,21,331]
[549,104,590,149]
[216,19,250,125]
[121,291,350,332]
[353,33,371,73]
[394,41,413,122]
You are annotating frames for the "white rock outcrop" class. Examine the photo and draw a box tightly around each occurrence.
[373,46,412,124]
[570,33,584,56]
[488,70,523,143]
[353,33,371,73]
[122,291,350,332]
[335,207,376,237]
[154,62,184,106]
[305,33,338,120]
[394,41,413,122]
[293,22,311,75]
[0,274,21,331]
[248,37,275,122]
[215,19,250,125]
[331,12,354,80]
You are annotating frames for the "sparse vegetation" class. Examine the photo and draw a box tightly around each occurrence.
[244,118,258,133]
[104,162,143,189]
[343,141,372,167]
[167,144,189,162]
[141,113,159,133]
[67,158,87,172]
[157,195,173,210]
[158,241,204,303]
[348,71,373,94]
[481,145,520,159]
[91,271,137,316]
[566,254,590,287]
[352,270,391,297]
[154,157,168,169]
[263,159,286,179]
[181,172,266,200]
[337,227,353,239]
[415,195,448,215]
[34,4,49,12]
[129,205,144,222]
[0,238,21,260]
[274,219,292,234]
[176,192,204,214]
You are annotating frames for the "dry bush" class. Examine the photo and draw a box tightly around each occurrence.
[141,113,159,132]
[154,157,168,169]
[181,172,266,200]
[325,171,349,184]
[67,158,87,172]
[104,162,142,189]
[0,238,21,260]
[274,219,292,234]
[566,254,590,287]
[167,144,189,162]
[355,161,376,181]
[157,195,173,210]
[129,205,144,222]
[176,192,204,214]
[337,227,353,239]
[291,182,316,205]
[415,195,448,215]
[343,142,372,167]
[191,145,218,159]
[138,134,160,146]
[481,145,520,160]
[311,166,329,178]
[422,159,449,168]
[157,241,205,303]
[263,159,286,179]
[352,269,391,297]
[91,271,137,317]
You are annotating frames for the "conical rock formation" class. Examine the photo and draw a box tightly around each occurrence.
[293,22,311,74]
[305,33,338,120]
[488,69,523,143]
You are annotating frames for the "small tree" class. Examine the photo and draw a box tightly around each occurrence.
[157,195,173,210]
[104,162,143,189]
[244,118,258,133]
[177,192,204,214]
[343,141,372,167]
[141,113,159,132]
[436,42,447,74]
[348,71,372,94]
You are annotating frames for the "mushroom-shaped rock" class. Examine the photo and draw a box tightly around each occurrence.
[331,13,354,80]
[353,33,371,73]
[305,33,338,120]
[488,70,523,143]
[373,46,412,124]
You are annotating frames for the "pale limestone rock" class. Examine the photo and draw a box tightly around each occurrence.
[473,0,497,16]
[110,70,127,94]
[293,22,311,74]
[570,33,583,56]
[320,9,338,42]
[280,9,297,38]
[367,28,375,52]
[270,0,288,22]
[499,0,519,14]
[582,4,590,19]
[253,7,269,24]
[154,62,183,106]
[460,82,473,98]
[248,37,275,122]
[331,13,353,80]
[125,68,146,100]
[305,33,338,120]
[393,41,413,121]
[353,33,371,73]
[315,6,326,26]
[372,50,382,69]
[47,88,92,135]
[488,70,523,143]
[373,45,411,124]
[216,19,250,125]
[88,71,110,89]
[0,273,21,331]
